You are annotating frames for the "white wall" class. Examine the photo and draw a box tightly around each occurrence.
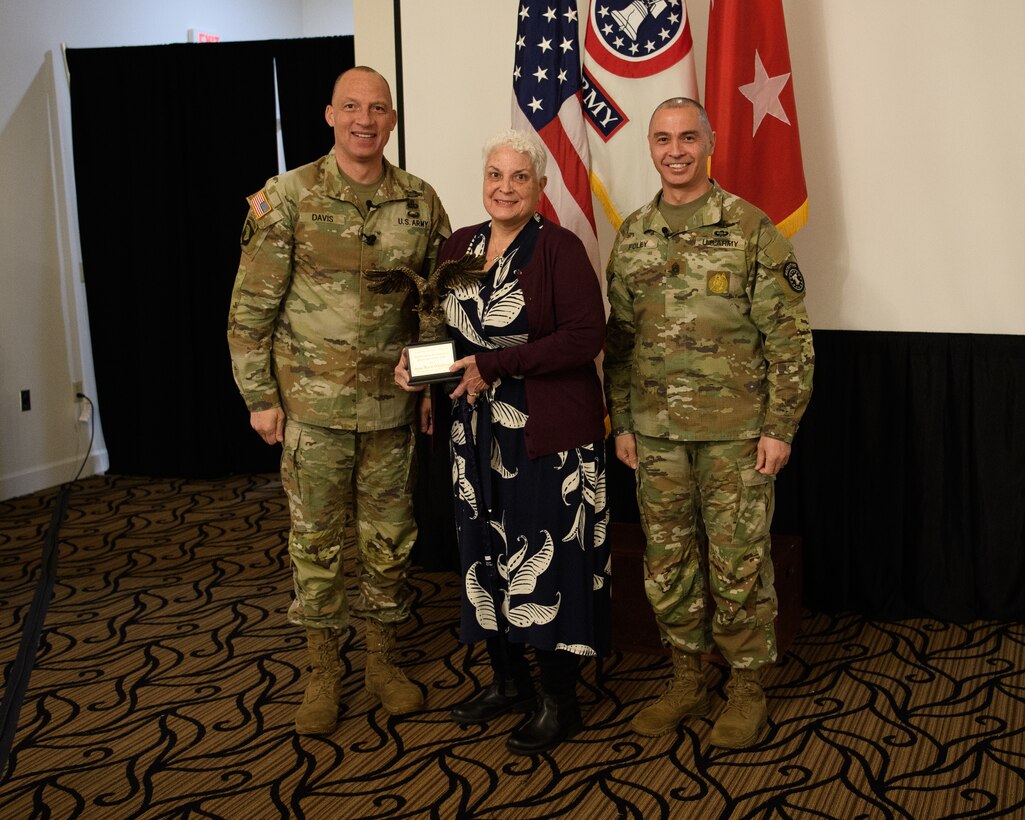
[360,0,1025,337]
[0,0,353,500]
[6,0,1024,498]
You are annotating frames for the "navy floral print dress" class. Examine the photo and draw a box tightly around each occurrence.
[443,215,610,657]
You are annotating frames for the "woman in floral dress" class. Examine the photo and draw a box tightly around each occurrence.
[399,130,609,754]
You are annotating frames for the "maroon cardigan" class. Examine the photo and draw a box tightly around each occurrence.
[437,219,606,459]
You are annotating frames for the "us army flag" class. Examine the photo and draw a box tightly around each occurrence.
[582,0,698,230]
[705,0,808,237]
[512,0,600,272]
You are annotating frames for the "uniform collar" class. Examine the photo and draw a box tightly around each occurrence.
[641,181,727,235]
[321,155,413,204]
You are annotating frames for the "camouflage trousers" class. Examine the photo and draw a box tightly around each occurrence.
[280,420,417,630]
[634,434,778,668]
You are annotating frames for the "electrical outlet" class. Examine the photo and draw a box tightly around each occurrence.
[21,389,31,411]
[73,380,83,399]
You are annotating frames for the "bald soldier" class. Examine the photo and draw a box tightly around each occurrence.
[604,98,814,748]
[228,66,450,735]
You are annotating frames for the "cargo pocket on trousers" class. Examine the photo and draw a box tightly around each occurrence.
[279,423,307,527]
[733,465,773,546]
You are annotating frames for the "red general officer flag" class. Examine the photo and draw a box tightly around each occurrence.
[705,0,808,237]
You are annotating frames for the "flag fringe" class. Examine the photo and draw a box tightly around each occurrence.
[776,199,808,239]
[589,172,623,232]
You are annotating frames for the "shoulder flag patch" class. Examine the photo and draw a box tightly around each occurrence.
[247,189,273,218]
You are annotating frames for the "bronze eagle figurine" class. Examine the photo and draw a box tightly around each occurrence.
[364,254,487,342]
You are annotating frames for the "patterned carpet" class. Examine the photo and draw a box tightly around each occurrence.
[1,474,1023,819]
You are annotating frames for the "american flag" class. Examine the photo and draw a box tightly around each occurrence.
[511,1,599,272]
[246,189,272,218]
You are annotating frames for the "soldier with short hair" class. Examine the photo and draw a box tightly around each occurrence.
[227,66,450,736]
[604,97,814,748]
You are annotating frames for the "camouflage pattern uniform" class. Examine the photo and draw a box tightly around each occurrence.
[604,183,813,668]
[228,153,450,630]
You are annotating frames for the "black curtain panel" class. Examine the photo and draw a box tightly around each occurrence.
[606,330,1025,622]
[773,330,1025,621]
[275,36,355,170]
[66,37,354,478]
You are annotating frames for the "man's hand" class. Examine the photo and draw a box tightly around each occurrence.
[615,432,638,470]
[419,393,434,435]
[394,348,427,393]
[251,407,285,445]
[756,435,791,475]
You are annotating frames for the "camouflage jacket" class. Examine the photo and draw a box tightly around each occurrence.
[228,154,451,431]
[604,183,814,443]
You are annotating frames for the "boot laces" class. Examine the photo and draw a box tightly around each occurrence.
[725,674,760,715]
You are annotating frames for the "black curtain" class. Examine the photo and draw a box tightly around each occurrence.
[774,330,1025,621]
[66,37,353,478]
[606,330,1025,621]
[275,37,355,169]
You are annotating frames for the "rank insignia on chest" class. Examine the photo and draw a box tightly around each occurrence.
[708,271,729,294]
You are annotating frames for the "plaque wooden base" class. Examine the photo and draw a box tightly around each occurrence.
[608,522,803,660]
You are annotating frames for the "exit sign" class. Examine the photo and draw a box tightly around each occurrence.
[188,29,220,43]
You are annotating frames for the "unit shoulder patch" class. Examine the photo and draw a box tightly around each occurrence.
[783,260,805,293]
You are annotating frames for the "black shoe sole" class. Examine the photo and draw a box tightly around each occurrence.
[450,698,535,725]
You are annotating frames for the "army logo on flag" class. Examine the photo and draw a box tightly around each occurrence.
[582,0,698,227]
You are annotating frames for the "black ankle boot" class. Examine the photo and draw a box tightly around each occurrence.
[506,692,582,754]
[451,679,535,724]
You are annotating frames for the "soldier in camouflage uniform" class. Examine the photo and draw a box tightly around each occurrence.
[604,98,814,748]
[227,66,451,736]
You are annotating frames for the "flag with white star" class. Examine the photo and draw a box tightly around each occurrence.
[705,0,808,237]
[511,1,600,272]
[581,0,699,228]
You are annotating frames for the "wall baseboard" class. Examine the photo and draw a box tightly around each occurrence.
[0,450,109,501]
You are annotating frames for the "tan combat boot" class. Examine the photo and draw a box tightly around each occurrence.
[295,627,343,735]
[364,619,424,714]
[709,667,768,748]
[630,649,709,737]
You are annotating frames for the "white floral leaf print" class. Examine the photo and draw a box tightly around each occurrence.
[492,519,510,580]
[490,516,507,550]
[555,452,568,470]
[562,503,585,548]
[581,480,595,507]
[491,437,518,479]
[555,642,596,657]
[483,290,524,329]
[581,453,597,506]
[453,452,478,519]
[446,298,494,349]
[451,419,466,446]
[595,462,607,512]
[466,562,497,631]
[508,530,554,596]
[489,268,519,300]
[594,514,607,548]
[593,573,605,591]
[507,535,528,575]
[489,334,529,348]
[561,470,580,505]
[507,593,561,628]
[491,401,527,430]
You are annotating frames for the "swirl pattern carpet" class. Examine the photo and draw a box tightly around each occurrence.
[1,474,1023,818]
